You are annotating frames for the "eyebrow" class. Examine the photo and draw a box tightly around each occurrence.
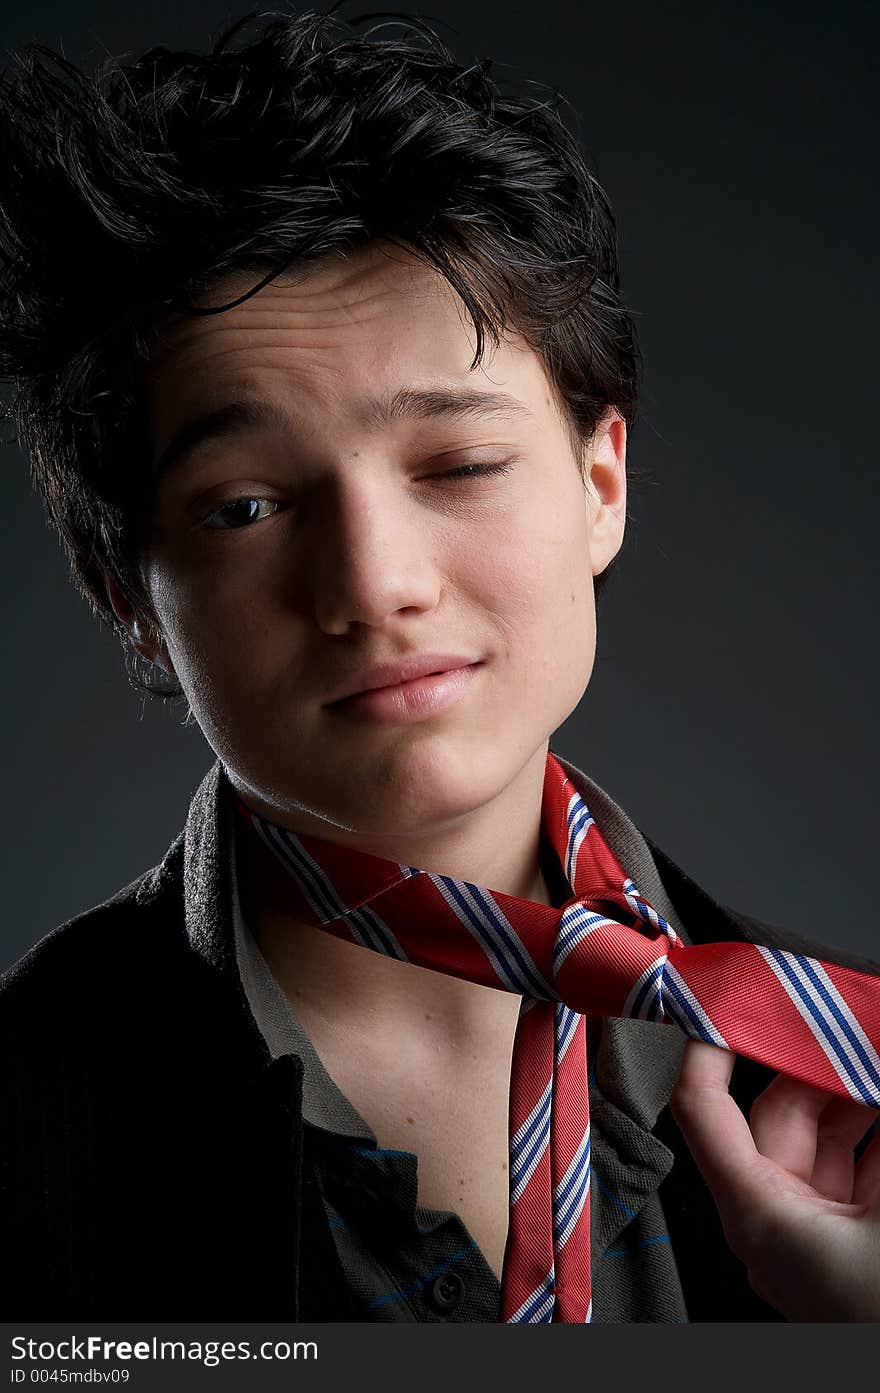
[153,385,534,479]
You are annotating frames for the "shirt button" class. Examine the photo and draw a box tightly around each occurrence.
[431,1272,465,1311]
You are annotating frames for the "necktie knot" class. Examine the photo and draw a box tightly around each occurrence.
[553,895,675,1020]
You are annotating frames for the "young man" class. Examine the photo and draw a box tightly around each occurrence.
[2,9,878,1322]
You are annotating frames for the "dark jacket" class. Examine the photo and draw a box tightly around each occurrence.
[3,754,878,1321]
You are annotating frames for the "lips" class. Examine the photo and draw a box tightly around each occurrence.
[326,662,483,725]
[325,653,483,705]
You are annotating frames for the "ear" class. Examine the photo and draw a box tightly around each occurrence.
[584,406,627,578]
[102,572,176,676]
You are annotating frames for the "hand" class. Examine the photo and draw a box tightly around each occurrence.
[668,1039,880,1321]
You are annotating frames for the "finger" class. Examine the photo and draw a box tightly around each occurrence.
[673,1035,736,1096]
[853,1125,880,1208]
[669,1040,763,1201]
[811,1100,880,1202]
[817,1097,880,1151]
[749,1076,878,1200]
[811,1134,856,1203]
[748,1074,825,1182]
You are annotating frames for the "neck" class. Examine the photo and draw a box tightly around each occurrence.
[233,753,566,1046]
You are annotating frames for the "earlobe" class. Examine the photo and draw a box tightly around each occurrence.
[585,409,627,574]
[103,572,134,630]
[102,571,173,673]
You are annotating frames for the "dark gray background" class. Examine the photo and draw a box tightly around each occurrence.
[1,0,876,972]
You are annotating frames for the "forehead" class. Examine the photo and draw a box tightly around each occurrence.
[149,241,436,356]
[144,241,556,442]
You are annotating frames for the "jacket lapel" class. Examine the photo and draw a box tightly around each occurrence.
[554,753,691,1256]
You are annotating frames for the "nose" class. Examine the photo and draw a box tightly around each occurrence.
[306,475,442,633]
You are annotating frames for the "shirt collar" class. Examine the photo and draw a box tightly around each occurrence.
[231,829,375,1139]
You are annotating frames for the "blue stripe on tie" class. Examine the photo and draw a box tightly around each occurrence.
[768,950,880,1103]
[352,902,408,959]
[439,876,553,999]
[259,821,341,923]
[511,1080,551,1156]
[555,1004,580,1060]
[554,1131,590,1216]
[662,988,709,1040]
[630,961,664,1019]
[565,798,593,883]
[626,885,671,936]
[641,973,666,1023]
[554,1174,590,1253]
[661,970,719,1042]
[510,1067,551,1138]
[511,1095,552,1192]
[604,1233,671,1258]
[795,955,880,1090]
[553,1135,591,1245]
[514,1270,556,1324]
[554,907,607,961]
[283,828,349,923]
[463,884,557,998]
[566,800,593,842]
[554,1152,590,1248]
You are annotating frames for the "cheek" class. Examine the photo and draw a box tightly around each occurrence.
[474,501,594,639]
[461,503,596,727]
[146,559,261,709]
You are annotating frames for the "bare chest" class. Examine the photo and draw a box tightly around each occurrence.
[308,1020,514,1281]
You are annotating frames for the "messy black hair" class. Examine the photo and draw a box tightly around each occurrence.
[0,3,641,705]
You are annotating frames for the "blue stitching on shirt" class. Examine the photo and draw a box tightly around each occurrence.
[348,1146,417,1159]
[591,1170,639,1218]
[603,1233,670,1257]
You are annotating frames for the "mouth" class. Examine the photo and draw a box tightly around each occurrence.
[326,661,484,725]
[359,666,456,693]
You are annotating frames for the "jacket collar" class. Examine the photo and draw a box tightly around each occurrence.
[171,757,273,1066]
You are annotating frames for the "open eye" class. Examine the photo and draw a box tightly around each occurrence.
[200,497,279,531]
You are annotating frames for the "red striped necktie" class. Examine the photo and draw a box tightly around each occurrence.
[232,752,880,1323]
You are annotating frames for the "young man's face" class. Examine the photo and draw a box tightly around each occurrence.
[111,240,626,842]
